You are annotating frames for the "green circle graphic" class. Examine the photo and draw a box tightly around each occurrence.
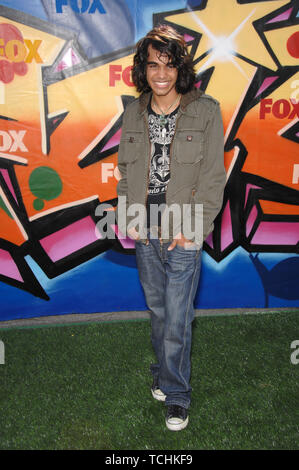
[29,166,63,203]
[33,198,45,211]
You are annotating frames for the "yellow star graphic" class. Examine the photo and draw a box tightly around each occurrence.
[165,0,288,71]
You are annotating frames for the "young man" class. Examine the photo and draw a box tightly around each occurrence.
[117,25,226,431]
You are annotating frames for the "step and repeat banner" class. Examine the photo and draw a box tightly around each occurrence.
[0,0,298,321]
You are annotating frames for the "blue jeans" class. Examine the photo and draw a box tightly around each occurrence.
[135,234,202,409]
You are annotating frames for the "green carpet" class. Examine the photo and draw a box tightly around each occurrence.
[0,311,298,450]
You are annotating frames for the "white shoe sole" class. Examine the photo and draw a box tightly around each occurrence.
[151,388,166,402]
[166,416,189,431]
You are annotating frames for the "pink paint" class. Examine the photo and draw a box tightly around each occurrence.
[251,221,299,245]
[0,248,23,282]
[39,216,99,262]
[205,232,213,248]
[111,224,135,249]
[94,223,103,240]
[244,183,261,207]
[184,34,194,42]
[0,169,18,203]
[254,76,278,98]
[55,48,81,72]
[246,205,258,237]
[220,201,233,251]
[102,128,122,152]
[266,7,293,24]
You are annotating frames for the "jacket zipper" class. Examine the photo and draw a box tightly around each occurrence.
[162,109,182,241]
[143,113,151,242]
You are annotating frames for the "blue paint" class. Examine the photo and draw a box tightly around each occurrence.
[0,1,199,58]
[186,0,203,7]
[55,0,106,14]
[0,248,298,321]
[129,0,190,40]
[249,255,299,301]
[0,0,47,20]
[41,0,135,58]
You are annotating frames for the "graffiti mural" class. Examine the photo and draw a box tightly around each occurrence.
[0,0,298,320]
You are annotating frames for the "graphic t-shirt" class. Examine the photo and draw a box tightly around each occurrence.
[146,102,179,227]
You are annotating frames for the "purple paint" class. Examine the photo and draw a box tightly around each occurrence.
[254,76,278,98]
[266,7,293,24]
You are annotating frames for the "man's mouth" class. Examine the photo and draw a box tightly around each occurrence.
[154,82,169,87]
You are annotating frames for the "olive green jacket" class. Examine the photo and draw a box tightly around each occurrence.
[116,88,226,245]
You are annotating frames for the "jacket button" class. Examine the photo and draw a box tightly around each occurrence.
[187,135,193,141]
[129,137,134,143]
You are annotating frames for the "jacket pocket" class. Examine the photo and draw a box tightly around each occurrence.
[173,129,204,164]
[120,130,144,163]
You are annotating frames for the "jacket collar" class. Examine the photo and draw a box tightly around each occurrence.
[138,87,203,115]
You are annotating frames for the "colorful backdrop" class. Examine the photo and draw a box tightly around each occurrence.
[0,0,298,321]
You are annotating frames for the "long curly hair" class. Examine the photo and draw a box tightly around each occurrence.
[132,24,196,94]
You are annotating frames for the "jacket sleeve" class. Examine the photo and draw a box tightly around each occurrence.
[193,101,226,243]
[116,129,128,198]
[116,109,130,235]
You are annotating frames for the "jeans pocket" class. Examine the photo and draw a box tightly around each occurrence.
[175,243,198,252]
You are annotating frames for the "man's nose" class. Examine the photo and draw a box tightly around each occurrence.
[157,65,167,79]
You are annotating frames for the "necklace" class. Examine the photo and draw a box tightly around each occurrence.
[152,94,181,127]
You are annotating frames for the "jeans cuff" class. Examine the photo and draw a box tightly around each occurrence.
[165,399,190,409]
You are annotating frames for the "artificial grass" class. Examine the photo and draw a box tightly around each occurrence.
[0,311,298,450]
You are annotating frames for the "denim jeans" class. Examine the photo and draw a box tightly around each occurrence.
[135,234,202,409]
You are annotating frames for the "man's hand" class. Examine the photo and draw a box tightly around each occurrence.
[167,233,195,251]
[127,227,140,241]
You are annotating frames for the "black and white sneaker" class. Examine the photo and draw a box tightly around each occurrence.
[151,376,166,402]
[166,405,189,431]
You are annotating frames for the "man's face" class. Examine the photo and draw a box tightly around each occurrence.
[146,44,178,100]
